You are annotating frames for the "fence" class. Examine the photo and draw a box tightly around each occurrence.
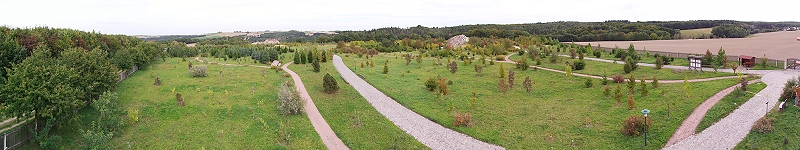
[118,65,139,83]
[0,119,38,150]
[593,47,786,68]
[0,65,140,149]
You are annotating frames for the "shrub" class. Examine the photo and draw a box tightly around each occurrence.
[494,55,505,61]
[593,50,602,58]
[499,63,506,79]
[569,48,577,59]
[655,57,664,69]
[640,79,648,96]
[498,78,509,96]
[453,112,473,127]
[278,83,304,115]
[779,76,799,101]
[739,77,748,91]
[470,92,477,109]
[603,85,611,97]
[436,78,450,95]
[312,60,320,73]
[323,73,339,94]
[760,54,768,67]
[620,115,652,137]
[612,74,625,83]
[572,60,586,70]
[585,78,593,88]
[752,117,774,133]
[474,64,483,75]
[189,65,208,77]
[447,61,458,74]
[652,76,659,88]
[508,70,515,88]
[383,60,389,74]
[425,76,440,91]
[627,94,636,110]
[282,73,291,78]
[614,84,622,103]
[523,76,532,94]
[627,74,636,94]
[623,59,633,73]
[81,122,113,150]
[516,57,529,70]
[518,50,525,56]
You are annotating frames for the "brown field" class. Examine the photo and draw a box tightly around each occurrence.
[576,31,800,61]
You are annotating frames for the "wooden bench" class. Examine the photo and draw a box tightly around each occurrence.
[779,101,786,111]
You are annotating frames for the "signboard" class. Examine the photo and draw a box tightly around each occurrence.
[688,55,703,72]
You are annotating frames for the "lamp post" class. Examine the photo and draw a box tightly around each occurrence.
[641,109,650,146]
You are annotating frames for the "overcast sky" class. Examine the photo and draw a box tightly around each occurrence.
[1,0,796,35]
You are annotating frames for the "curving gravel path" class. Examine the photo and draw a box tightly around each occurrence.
[332,55,504,150]
[665,79,761,146]
[664,70,800,149]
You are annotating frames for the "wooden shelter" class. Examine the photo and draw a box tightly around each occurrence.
[739,55,755,68]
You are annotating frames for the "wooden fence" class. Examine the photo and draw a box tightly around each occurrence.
[0,65,140,149]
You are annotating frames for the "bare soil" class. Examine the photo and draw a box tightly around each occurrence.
[576,31,800,61]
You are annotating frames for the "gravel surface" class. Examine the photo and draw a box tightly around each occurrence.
[333,55,505,150]
[664,70,800,149]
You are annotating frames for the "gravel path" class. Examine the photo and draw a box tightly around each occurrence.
[664,70,800,149]
[193,57,349,150]
[502,53,742,83]
[332,55,505,150]
[665,79,761,146]
[282,62,349,150]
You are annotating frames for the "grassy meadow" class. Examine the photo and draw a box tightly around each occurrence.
[343,52,740,149]
[737,103,800,149]
[696,82,767,132]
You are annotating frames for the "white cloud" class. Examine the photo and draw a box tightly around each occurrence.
[0,0,796,35]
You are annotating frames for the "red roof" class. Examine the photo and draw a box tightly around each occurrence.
[739,55,755,59]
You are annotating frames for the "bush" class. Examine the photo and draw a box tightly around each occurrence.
[603,85,611,97]
[573,60,586,70]
[623,59,633,74]
[495,55,505,61]
[779,76,799,101]
[81,122,113,150]
[278,83,304,115]
[425,76,440,91]
[620,115,652,137]
[585,78,593,88]
[189,65,207,77]
[752,117,774,133]
[436,78,450,95]
[453,112,473,127]
[655,57,664,69]
[593,50,602,58]
[612,74,625,83]
[323,73,339,94]
[312,60,320,72]
[516,57,529,71]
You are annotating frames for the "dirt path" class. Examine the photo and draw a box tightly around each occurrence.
[332,55,504,150]
[193,57,348,149]
[502,53,742,83]
[282,62,349,150]
[664,79,761,146]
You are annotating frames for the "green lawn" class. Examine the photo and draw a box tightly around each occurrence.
[736,103,800,149]
[537,49,692,66]
[696,82,767,132]
[509,54,736,80]
[43,57,326,149]
[288,61,427,149]
[344,52,740,149]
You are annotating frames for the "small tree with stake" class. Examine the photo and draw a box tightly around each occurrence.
[523,76,533,95]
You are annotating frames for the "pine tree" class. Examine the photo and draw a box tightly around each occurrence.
[312,59,320,72]
[627,93,636,110]
[523,76,532,95]
[294,51,301,64]
[383,60,389,74]
[652,76,659,88]
[323,73,339,94]
[640,79,648,96]
[499,63,505,79]
[614,84,622,103]
[498,78,509,96]
[627,74,636,94]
